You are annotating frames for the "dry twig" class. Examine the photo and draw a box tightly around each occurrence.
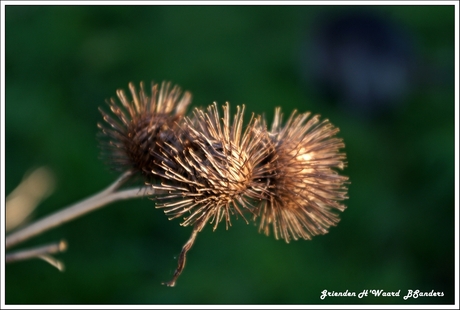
[6,171,156,250]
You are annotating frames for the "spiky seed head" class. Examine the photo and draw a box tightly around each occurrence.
[255,108,349,243]
[152,102,269,231]
[97,81,192,181]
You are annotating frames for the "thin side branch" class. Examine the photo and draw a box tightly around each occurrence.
[38,254,66,271]
[163,219,207,287]
[6,171,158,250]
[5,240,67,263]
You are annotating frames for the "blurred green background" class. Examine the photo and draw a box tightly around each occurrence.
[5,5,455,305]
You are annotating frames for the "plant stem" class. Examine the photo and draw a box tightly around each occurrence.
[162,218,207,287]
[5,240,67,263]
[5,171,157,250]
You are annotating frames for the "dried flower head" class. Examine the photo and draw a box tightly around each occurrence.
[153,102,268,230]
[254,108,348,243]
[98,81,192,181]
[151,102,269,286]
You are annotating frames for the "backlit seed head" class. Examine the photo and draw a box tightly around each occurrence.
[152,103,268,231]
[255,108,349,243]
[98,81,192,180]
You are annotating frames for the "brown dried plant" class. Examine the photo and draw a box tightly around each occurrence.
[6,81,349,288]
[150,102,270,286]
[97,81,192,181]
[254,108,349,243]
[152,103,267,230]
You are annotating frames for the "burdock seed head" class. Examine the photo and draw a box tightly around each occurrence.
[153,102,269,231]
[255,108,349,243]
[98,81,192,181]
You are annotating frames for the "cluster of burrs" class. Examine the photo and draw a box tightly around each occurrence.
[98,81,349,286]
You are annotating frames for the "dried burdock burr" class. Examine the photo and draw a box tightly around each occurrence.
[151,102,270,286]
[153,102,268,229]
[97,81,192,181]
[254,108,349,243]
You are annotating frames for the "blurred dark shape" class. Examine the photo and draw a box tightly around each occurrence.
[302,10,418,120]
